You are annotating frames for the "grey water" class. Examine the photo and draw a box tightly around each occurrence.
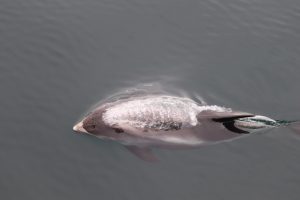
[1,0,300,199]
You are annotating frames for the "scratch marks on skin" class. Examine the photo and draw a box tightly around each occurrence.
[145,121,182,131]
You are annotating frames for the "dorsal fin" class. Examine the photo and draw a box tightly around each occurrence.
[222,121,249,134]
[198,110,255,121]
[197,111,254,134]
[212,115,254,123]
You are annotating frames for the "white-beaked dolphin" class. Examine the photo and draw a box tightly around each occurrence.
[73,89,300,162]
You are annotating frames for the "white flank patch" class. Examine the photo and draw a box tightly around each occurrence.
[251,115,276,122]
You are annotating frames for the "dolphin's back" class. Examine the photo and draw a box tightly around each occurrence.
[102,95,230,132]
[102,96,201,131]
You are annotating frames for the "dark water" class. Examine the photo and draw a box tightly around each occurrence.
[1,0,300,199]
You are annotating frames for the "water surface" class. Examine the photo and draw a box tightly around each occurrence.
[1,0,300,199]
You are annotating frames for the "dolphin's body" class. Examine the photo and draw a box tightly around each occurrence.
[73,94,297,161]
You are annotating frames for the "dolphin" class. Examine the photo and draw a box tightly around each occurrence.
[73,94,300,162]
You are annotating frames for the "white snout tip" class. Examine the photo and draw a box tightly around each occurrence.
[73,121,88,133]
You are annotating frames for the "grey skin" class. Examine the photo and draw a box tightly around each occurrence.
[73,95,295,161]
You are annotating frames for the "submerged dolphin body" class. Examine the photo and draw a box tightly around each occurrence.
[73,90,299,161]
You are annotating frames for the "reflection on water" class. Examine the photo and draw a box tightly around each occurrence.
[1,0,300,199]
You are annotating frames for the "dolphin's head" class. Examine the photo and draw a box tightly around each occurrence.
[73,107,126,141]
[73,109,107,136]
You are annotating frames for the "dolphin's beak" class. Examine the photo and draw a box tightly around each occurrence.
[73,121,88,133]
